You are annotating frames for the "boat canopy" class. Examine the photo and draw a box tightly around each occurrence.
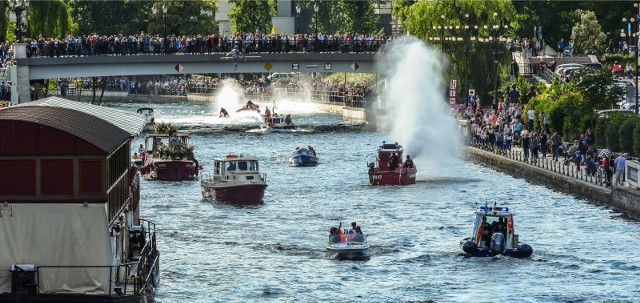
[214,156,260,175]
[137,108,154,114]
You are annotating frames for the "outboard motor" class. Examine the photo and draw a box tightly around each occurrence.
[490,233,505,253]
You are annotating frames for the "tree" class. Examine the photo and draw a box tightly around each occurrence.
[26,0,73,39]
[150,1,218,36]
[228,0,275,34]
[571,10,607,55]
[304,1,381,35]
[402,0,517,106]
[392,0,416,29]
[71,1,217,37]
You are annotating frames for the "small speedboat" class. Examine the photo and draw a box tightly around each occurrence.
[326,233,369,259]
[289,146,319,166]
[460,204,533,258]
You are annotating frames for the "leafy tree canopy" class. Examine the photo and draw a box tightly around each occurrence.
[228,0,275,34]
[571,10,607,55]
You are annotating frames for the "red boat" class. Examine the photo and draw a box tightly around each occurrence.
[236,100,260,113]
[368,141,417,185]
[200,154,267,204]
[141,133,199,181]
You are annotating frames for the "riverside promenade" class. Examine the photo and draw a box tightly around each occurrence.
[465,145,640,219]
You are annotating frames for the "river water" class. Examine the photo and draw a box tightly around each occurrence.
[109,102,640,302]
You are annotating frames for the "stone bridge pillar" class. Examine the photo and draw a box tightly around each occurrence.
[14,43,30,103]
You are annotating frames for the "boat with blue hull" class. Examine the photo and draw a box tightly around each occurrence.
[460,204,533,258]
[289,146,319,167]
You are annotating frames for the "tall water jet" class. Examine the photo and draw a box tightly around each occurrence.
[376,37,463,165]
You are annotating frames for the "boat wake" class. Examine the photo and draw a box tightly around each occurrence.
[174,122,369,135]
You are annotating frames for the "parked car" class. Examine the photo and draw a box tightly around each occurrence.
[267,73,298,84]
[597,109,636,117]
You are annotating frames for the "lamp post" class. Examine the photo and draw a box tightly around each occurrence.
[10,0,29,43]
[489,13,509,111]
[624,3,640,114]
[162,3,168,54]
[296,4,301,35]
[313,2,319,53]
[152,6,157,34]
[440,14,445,52]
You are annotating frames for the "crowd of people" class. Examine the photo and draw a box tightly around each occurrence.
[52,74,375,107]
[460,87,628,188]
[25,32,395,58]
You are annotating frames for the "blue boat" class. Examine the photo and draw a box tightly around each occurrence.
[289,146,319,167]
[460,204,533,258]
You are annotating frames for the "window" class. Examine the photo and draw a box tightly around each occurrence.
[238,161,248,171]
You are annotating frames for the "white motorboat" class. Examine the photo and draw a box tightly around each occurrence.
[326,233,369,259]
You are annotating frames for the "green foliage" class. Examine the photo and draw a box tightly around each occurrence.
[619,117,638,153]
[155,143,195,160]
[595,117,608,147]
[228,0,275,34]
[304,0,381,35]
[71,0,217,37]
[604,113,626,151]
[634,122,640,156]
[155,122,177,135]
[402,0,517,106]
[26,0,73,39]
[601,54,635,65]
[570,10,606,55]
[571,68,624,111]
[392,0,416,27]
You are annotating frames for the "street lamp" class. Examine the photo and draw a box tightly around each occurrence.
[440,14,445,52]
[162,3,168,54]
[314,2,319,52]
[623,3,640,114]
[296,4,301,35]
[9,0,29,43]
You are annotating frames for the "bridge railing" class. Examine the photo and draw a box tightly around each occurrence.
[26,38,390,58]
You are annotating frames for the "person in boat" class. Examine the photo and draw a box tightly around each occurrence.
[355,226,363,234]
[308,145,316,157]
[133,152,139,160]
[389,153,399,170]
[480,217,492,245]
[403,154,415,168]
[284,114,292,126]
[138,144,145,155]
[492,217,506,236]
[264,106,271,119]
[329,222,343,239]
[170,133,181,147]
[219,107,229,117]
[349,222,358,233]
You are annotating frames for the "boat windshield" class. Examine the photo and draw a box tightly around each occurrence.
[224,160,258,172]
[329,233,365,244]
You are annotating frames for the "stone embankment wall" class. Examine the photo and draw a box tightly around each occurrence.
[467,147,640,219]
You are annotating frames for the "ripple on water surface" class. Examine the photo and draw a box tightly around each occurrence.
[110,103,640,302]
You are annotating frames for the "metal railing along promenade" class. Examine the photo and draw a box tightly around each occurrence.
[470,142,612,188]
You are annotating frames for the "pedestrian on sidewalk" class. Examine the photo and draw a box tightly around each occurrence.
[614,154,626,187]
[551,132,562,162]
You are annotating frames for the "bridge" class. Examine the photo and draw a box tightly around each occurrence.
[9,43,378,104]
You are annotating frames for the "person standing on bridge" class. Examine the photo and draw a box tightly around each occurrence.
[227,45,243,71]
